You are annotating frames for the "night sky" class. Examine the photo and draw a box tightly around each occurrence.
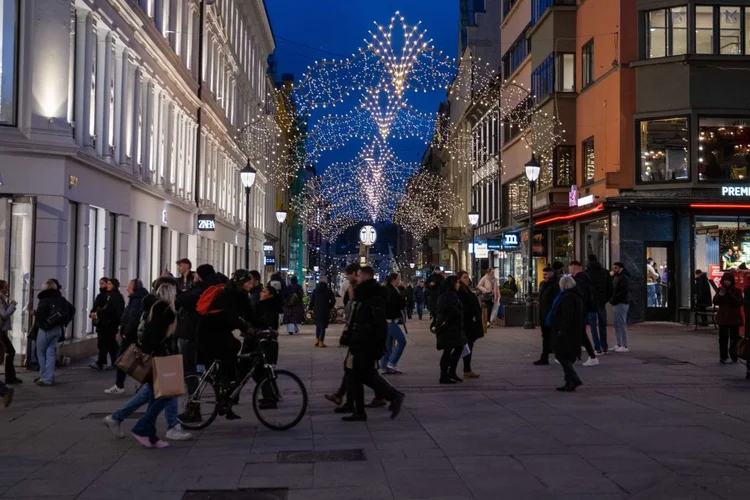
[266,0,460,170]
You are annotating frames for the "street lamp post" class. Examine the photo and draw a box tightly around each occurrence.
[276,207,287,269]
[468,208,480,283]
[523,156,541,330]
[240,160,257,269]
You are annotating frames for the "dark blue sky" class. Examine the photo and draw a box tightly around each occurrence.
[266,0,460,168]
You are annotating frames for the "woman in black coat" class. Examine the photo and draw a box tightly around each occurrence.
[90,278,125,371]
[309,279,335,347]
[547,275,585,392]
[435,275,467,384]
[457,272,483,378]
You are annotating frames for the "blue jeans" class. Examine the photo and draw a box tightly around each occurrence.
[111,382,178,429]
[380,321,407,368]
[587,306,608,352]
[613,304,629,348]
[132,395,171,444]
[315,326,326,341]
[647,284,657,306]
[416,302,424,320]
[37,328,61,384]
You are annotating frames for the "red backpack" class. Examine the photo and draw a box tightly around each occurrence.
[196,285,226,315]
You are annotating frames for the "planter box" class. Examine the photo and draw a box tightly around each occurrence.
[504,303,538,327]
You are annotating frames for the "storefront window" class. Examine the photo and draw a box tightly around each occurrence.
[582,217,610,268]
[698,117,750,181]
[0,0,19,125]
[639,117,689,183]
[507,176,529,222]
[696,6,715,54]
[694,217,750,284]
[551,227,574,267]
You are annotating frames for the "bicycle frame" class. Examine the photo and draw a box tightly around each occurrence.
[187,351,277,404]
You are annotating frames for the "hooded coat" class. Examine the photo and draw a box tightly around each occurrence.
[694,273,713,306]
[458,286,483,343]
[35,289,71,331]
[435,288,466,351]
[713,272,744,326]
[95,289,125,335]
[347,279,388,359]
[310,282,335,328]
[120,286,148,341]
[549,288,585,362]
[283,281,305,325]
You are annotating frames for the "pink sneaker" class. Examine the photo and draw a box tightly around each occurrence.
[131,433,153,448]
[153,440,170,449]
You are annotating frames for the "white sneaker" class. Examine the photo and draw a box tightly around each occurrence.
[103,415,125,438]
[165,424,193,441]
[387,364,402,374]
[582,357,599,367]
[104,385,125,395]
[617,347,629,353]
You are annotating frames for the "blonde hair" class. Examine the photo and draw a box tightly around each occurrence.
[42,280,58,291]
[559,274,577,290]
[147,283,178,336]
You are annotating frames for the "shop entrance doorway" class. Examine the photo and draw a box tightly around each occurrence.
[646,243,674,321]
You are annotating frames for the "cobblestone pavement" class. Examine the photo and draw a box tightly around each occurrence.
[1,320,749,499]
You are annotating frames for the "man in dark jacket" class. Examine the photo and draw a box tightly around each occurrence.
[585,254,613,353]
[414,280,426,320]
[404,283,415,319]
[426,267,445,320]
[569,261,598,366]
[248,270,263,310]
[343,266,405,422]
[310,277,335,348]
[714,272,744,363]
[176,258,195,293]
[90,279,125,371]
[535,266,559,366]
[610,262,631,352]
[694,270,715,326]
[105,279,148,394]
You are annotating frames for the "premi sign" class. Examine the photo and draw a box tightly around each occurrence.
[721,186,750,196]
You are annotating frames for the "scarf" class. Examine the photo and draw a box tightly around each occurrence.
[545,289,568,327]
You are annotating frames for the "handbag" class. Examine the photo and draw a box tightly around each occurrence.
[115,343,153,383]
[152,354,185,399]
[737,338,749,361]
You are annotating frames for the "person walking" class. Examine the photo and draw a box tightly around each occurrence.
[610,262,631,352]
[534,266,560,366]
[547,275,584,392]
[34,280,71,386]
[585,254,613,354]
[0,280,22,385]
[404,283,415,320]
[714,272,744,364]
[90,279,125,371]
[457,272,482,379]
[310,276,335,348]
[569,261,599,367]
[426,267,445,321]
[381,273,408,374]
[283,276,305,335]
[176,258,195,293]
[694,270,715,326]
[104,280,191,447]
[435,275,467,384]
[105,279,148,395]
[414,280,426,320]
[342,266,405,422]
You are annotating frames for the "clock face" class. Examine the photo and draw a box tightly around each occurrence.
[359,225,377,246]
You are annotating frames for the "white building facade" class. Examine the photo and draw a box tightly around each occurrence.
[0,0,279,353]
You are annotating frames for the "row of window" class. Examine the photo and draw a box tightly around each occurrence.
[530,0,576,26]
[646,5,750,59]
[472,178,501,227]
[639,116,750,183]
[530,53,575,103]
[502,23,532,79]
[471,111,501,169]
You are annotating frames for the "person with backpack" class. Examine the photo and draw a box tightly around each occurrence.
[568,261,599,367]
[90,278,125,371]
[104,279,148,395]
[283,276,305,335]
[34,280,72,386]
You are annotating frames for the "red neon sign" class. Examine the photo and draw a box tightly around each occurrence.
[535,204,604,226]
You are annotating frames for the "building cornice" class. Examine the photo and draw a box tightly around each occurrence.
[251,0,275,53]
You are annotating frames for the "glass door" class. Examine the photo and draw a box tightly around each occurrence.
[3,198,36,354]
[646,243,674,321]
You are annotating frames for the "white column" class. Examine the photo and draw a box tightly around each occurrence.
[143,79,155,181]
[131,67,143,175]
[81,12,98,149]
[120,52,137,166]
[113,44,126,164]
[165,101,175,191]
[95,25,108,157]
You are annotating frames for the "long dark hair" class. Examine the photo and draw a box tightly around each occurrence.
[442,275,460,294]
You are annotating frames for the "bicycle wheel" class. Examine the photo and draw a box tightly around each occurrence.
[179,374,220,431]
[252,369,308,431]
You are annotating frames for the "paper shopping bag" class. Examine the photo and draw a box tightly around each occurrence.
[152,354,185,399]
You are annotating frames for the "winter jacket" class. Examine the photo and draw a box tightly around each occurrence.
[713,273,744,326]
[611,269,631,305]
[694,273,713,306]
[249,284,263,310]
[120,287,148,340]
[573,272,597,313]
[414,286,426,304]
[174,273,222,342]
[538,277,560,323]
[501,279,519,296]
[549,288,584,362]
[347,279,388,359]
[177,272,195,293]
[138,296,177,358]
[35,289,70,331]
[405,285,415,306]
[426,273,445,312]
[283,283,305,325]
[197,282,252,363]
[435,288,466,351]
[586,261,613,307]
[385,284,407,320]
[95,290,125,334]
[310,282,335,328]
[0,294,16,332]
[458,287,483,342]
[252,297,280,330]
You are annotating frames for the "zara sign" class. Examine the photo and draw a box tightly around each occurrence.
[359,225,377,246]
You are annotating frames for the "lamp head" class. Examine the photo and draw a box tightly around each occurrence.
[276,209,288,224]
[468,209,480,226]
[240,161,257,189]
[525,156,541,182]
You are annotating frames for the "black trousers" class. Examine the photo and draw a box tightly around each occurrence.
[582,331,596,358]
[462,340,475,373]
[96,330,119,367]
[719,325,741,361]
[179,338,199,396]
[556,353,581,385]
[540,325,552,360]
[440,347,462,378]
[347,354,400,415]
[2,332,16,381]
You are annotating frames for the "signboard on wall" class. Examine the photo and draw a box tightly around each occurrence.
[709,264,723,287]
[265,256,276,266]
[487,238,502,251]
[475,243,489,259]
[502,232,520,249]
[197,214,216,231]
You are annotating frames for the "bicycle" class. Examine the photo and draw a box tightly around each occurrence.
[178,330,308,431]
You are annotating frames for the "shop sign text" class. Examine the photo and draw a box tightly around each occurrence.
[721,186,750,197]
